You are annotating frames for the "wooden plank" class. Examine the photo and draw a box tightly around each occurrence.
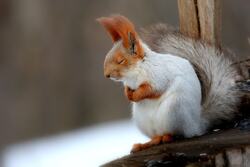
[177,0,200,39]
[197,0,221,48]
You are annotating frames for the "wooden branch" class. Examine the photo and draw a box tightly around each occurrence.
[103,128,250,167]
[178,0,221,48]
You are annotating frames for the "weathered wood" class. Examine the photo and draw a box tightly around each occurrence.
[215,153,225,167]
[103,128,250,167]
[226,149,243,167]
[177,0,200,39]
[197,0,221,48]
[178,0,221,48]
[244,146,250,166]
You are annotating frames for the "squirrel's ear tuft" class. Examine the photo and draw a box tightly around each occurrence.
[97,15,139,46]
[108,15,139,50]
[97,17,121,42]
[97,15,143,57]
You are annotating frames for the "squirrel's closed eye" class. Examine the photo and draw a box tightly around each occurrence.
[118,59,126,65]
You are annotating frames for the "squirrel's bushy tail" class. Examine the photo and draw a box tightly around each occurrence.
[140,24,245,126]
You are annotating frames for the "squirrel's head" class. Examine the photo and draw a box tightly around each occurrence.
[97,15,144,81]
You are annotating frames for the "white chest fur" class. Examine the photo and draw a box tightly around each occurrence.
[132,93,171,138]
[125,45,206,138]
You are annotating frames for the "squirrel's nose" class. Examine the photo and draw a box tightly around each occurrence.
[105,74,110,78]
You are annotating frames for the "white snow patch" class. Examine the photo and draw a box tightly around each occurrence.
[2,120,148,167]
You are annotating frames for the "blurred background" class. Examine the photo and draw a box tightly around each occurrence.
[0,0,249,166]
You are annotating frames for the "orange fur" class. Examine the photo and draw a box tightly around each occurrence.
[97,15,144,58]
[131,134,173,153]
[103,37,143,79]
[124,82,161,102]
[98,15,160,101]
[97,17,121,42]
[103,47,142,78]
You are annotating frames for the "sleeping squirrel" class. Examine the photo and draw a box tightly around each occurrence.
[97,15,247,153]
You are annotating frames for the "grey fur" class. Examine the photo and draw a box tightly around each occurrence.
[140,23,244,127]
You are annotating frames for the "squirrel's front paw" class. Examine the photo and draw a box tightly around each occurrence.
[124,86,135,101]
[124,84,152,102]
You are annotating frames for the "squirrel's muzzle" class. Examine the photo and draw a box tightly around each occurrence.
[105,74,110,78]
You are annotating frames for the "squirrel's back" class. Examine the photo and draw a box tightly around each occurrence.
[140,23,243,127]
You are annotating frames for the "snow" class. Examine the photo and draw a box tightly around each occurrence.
[2,120,148,167]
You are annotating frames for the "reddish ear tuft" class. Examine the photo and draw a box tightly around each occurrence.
[109,15,138,49]
[97,17,121,42]
[97,15,139,49]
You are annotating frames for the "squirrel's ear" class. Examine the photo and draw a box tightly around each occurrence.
[111,15,139,50]
[97,15,143,57]
[97,17,121,42]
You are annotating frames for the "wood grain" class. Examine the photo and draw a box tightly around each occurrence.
[177,0,200,39]
[197,0,221,48]
[178,0,221,48]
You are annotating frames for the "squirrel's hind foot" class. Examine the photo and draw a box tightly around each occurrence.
[130,134,173,153]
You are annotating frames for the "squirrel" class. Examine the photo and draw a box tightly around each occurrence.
[97,15,246,153]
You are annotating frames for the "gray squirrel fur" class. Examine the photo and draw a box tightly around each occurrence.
[140,23,248,128]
